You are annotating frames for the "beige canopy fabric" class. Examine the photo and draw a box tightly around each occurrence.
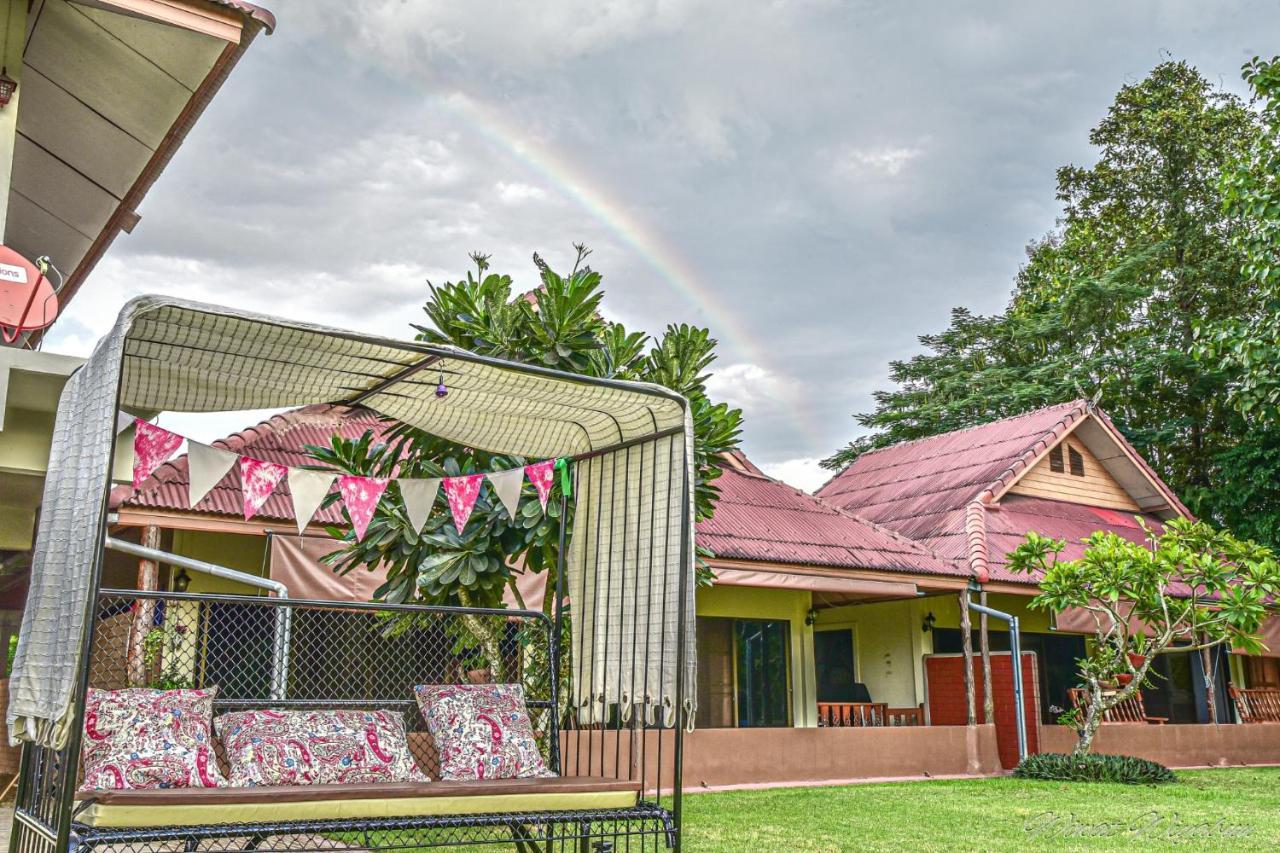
[713,567,917,600]
[269,534,548,611]
[10,296,695,748]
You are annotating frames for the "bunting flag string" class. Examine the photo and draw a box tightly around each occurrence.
[129,418,565,541]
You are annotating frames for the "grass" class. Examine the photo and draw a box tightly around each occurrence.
[681,767,1280,852]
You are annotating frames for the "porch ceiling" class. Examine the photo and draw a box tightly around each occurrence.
[5,0,273,330]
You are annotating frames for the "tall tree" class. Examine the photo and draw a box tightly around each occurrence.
[309,246,743,615]
[825,61,1280,544]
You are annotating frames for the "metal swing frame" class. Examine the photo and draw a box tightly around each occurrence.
[7,299,693,853]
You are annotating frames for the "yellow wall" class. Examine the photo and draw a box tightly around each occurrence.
[696,583,817,727]
[814,597,935,707]
[169,529,269,595]
[0,0,25,237]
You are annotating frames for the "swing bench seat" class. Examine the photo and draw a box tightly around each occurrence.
[73,776,642,829]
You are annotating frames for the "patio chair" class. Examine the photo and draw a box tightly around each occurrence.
[1067,687,1168,724]
[1228,685,1280,722]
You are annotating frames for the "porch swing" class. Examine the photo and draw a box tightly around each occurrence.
[6,296,696,853]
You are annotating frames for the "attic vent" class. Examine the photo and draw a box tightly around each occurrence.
[1068,445,1085,477]
[1048,445,1064,473]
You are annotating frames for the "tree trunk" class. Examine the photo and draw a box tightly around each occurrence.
[1201,640,1217,723]
[127,525,161,686]
[959,590,976,726]
[456,588,505,682]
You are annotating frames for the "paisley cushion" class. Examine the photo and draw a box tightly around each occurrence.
[414,683,551,781]
[215,709,428,787]
[80,687,226,791]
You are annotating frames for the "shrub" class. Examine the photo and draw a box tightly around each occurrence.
[1014,752,1175,785]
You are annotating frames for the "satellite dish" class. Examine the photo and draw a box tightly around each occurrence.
[0,245,59,343]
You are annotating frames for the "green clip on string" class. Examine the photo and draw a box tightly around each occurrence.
[554,458,571,499]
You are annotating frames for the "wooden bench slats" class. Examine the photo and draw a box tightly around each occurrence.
[1229,686,1280,723]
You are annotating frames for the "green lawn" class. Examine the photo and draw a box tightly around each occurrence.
[682,768,1280,852]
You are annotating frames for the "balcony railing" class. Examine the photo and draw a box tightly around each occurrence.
[817,701,924,727]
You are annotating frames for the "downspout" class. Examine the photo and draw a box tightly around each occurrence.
[103,536,292,701]
[966,584,1028,763]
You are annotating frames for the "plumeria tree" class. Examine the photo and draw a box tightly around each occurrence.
[308,247,742,687]
[1008,518,1280,755]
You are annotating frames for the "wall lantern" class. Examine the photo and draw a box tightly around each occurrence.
[172,568,191,593]
[804,607,818,627]
[921,611,937,633]
[0,68,16,109]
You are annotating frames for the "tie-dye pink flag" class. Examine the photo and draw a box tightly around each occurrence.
[338,475,389,541]
[132,419,184,489]
[525,459,556,511]
[443,474,485,532]
[240,457,287,521]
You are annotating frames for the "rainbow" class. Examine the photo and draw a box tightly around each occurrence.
[442,94,822,445]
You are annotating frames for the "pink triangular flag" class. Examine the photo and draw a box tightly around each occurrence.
[240,457,287,521]
[525,460,556,511]
[443,474,485,532]
[339,475,389,541]
[132,419,184,489]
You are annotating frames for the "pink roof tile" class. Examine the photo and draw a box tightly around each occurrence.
[699,459,961,577]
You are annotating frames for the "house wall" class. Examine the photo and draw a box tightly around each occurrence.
[169,529,269,595]
[696,583,817,727]
[1008,435,1139,511]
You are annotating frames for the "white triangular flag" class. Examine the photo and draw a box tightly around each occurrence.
[187,442,237,508]
[288,468,336,536]
[487,468,524,520]
[397,478,441,533]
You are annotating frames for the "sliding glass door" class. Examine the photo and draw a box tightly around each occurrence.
[696,617,792,727]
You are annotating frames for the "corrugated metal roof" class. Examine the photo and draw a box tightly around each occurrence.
[817,400,1187,586]
[699,463,961,577]
[817,400,1088,538]
[113,405,386,525]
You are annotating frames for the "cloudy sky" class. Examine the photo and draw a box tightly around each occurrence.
[45,0,1275,490]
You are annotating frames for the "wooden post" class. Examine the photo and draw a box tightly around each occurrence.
[979,590,994,726]
[959,589,976,726]
[126,525,162,686]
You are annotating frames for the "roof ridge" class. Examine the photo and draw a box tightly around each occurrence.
[836,399,1087,466]
[977,400,1090,504]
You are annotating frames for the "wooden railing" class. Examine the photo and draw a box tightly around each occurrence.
[1229,686,1280,723]
[1067,687,1167,724]
[817,702,923,727]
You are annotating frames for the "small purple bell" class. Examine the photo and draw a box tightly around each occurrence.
[435,370,448,399]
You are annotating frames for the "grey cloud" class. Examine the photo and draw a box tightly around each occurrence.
[46,0,1279,489]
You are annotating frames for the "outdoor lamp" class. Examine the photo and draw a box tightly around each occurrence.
[922,611,936,633]
[805,607,818,626]
[172,568,191,593]
[0,68,16,109]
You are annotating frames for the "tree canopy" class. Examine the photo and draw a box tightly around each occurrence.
[308,247,743,613]
[824,60,1280,547]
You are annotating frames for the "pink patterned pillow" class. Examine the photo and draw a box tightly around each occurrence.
[215,709,428,787]
[415,683,552,781]
[80,687,225,791]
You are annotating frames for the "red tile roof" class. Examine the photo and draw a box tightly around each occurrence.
[113,405,386,525]
[701,454,961,577]
[817,401,1186,585]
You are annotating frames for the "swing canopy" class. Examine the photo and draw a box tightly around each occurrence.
[9,295,696,749]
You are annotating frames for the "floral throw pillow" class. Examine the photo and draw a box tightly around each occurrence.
[415,683,552,781]
[215,709,428,786]
[80,687,225,791]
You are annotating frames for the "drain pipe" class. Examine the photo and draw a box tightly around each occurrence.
[966,584,1027,762]
[104,536,292,701]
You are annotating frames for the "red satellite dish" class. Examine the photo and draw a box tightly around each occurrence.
[0,245,59,343]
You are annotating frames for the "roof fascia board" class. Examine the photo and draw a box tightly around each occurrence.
[1079,410,1192,519]
[705,556,967,587]
[69,0,244,42]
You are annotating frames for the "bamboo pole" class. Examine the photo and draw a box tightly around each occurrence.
[979,590,994,725]
[959,589,976,726]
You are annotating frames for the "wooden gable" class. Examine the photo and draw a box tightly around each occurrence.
[1008,434,1139,511]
